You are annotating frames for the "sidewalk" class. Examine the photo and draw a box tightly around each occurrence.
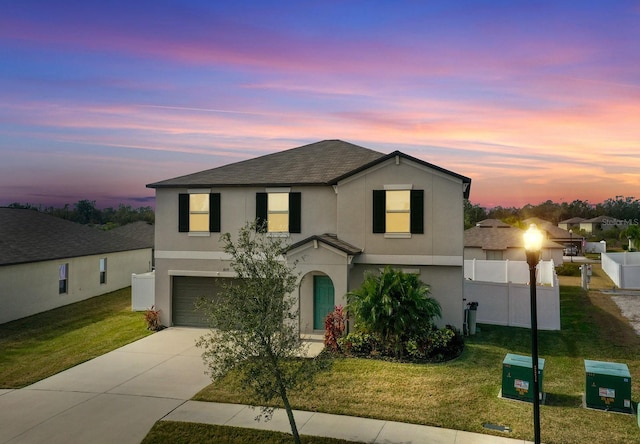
[0,327,531,443]
[164,400,532,443]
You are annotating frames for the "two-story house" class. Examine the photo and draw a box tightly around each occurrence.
[147,140,471,333]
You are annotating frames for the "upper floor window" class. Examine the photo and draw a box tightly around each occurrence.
[373,187,424,237]
[268,192,289,233]
[99,258,107,284]
[256,190,301,234]
[178,191,221,234]
[59,263,69,294]
[385,190,411,233]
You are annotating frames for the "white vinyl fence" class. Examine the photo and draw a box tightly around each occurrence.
[464,259,556,285]
[601,252,640,290]
[131,271,155,311]
[464,260,561,330]
[585,241,606,254]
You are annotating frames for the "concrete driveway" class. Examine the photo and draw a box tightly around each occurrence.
[0,327,211,444]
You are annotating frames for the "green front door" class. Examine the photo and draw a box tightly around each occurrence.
[313,275,335,330]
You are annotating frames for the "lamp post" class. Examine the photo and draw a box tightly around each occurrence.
[524,224,543,444]
[569,229,573,263]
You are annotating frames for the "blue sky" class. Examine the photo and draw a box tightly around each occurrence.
[1,1,639,208]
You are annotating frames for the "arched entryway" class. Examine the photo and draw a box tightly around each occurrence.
[313,275,335,330]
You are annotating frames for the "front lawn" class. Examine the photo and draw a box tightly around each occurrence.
[142,422,361,444]
[0,287,152,388]
[192,286,640,444]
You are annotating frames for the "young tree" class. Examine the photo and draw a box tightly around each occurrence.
[196,222,323,444]
[625,224,640,250]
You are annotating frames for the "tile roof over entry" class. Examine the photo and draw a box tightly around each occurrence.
[0,208,151,266]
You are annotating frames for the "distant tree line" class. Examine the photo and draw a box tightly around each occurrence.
[7,200,154,228]
[465,196,640,228]
[465,195,640,248]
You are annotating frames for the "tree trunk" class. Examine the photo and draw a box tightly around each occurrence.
[276,372,300,444]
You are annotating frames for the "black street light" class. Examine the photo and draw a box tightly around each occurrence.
[569,229,573,263]
[524,224,543,444]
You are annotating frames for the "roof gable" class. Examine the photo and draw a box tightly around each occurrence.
[332,150,471,198]
[0,208,150,266]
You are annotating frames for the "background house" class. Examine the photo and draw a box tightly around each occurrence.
[0,208,153,324]
[558,217,585,231]
[579,215,610,234]
[464,219,564,263]
[147,139,471,332]
[524,217,580,256]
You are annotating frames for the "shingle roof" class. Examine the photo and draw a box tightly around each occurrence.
[146,139,471,198]
[288,233,362,256]
[465,223,562,250]
[0,208,151,266]
[110,221,155,248]
[475,219,512,228]
[559,217,585,224]
[147,140,385,188]
[523,217,573,240]
[582,215,610,223]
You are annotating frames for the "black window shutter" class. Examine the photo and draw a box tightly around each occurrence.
[372,190,386,233]
[289,192,301,233]
[178,194,189,232]
[256,193,268,231]
[410,190,424,234]
[209,193,221,232]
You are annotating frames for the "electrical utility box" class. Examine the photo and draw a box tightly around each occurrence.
[502,353,545,402]
[584,360,632,414]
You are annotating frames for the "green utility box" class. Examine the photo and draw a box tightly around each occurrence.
[584,360,632,414]
[502,353,545,402]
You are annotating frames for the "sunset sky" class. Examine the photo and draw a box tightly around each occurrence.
[1,1,639,209]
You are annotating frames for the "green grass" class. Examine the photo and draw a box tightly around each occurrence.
[0,287,152,388]
[192,285,640,444]
[142,422,362,444]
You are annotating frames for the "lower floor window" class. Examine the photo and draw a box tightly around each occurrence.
[100,258,107,284]
[59,263,69,294]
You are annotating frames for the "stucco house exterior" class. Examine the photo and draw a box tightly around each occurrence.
[558,217,585,232]
[0,208,153,324]
[464,219,564,264]
[147,140,471,333]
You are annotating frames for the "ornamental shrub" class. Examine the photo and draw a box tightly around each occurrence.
[346,266,441,357]
[337,332,380,356]
[323,305,346,353]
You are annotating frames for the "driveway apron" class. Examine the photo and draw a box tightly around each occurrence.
[0,327,211,444]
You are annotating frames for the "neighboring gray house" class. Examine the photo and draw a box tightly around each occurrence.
[0,208,153,324]
[465,219,564,263]
[147,139,471,332]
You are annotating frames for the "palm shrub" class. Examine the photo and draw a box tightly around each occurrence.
[346,266,441,357]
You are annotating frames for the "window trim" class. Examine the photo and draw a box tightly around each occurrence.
[178,191,221,234]
[256,190,301,235]
[59,263,69,294]
[99,258,107,285]
[373,187,424,236]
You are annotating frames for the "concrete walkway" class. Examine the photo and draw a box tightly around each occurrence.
[0,328,531,444]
